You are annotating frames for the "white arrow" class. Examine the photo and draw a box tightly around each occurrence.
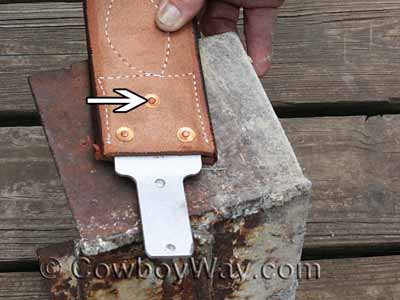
[86,89,148,113]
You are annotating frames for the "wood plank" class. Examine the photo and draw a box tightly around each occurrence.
[0,2,86,113]
[0,115,399,261]
[0,272,48,300]
[1,1,400,114]
[281,115,400,255]
[265,0,400,107]
[0,126,78,263]
[0,256,399,299]
[297,256,400,299]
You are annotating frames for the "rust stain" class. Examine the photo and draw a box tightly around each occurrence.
[38,210,268,300]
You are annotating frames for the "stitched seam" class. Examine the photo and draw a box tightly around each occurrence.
[161,34,171,75]
[105,0,170,75]
[98,74,209,144]
[105,0,145,74]
[100,0,209,146]
[104,0,191,78]
[97,78,112,144]
[192,74,209,144]
[99,72,194,80]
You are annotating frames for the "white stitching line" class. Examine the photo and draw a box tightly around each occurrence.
[105,0,170,75]
[192,74,209,144]
[104,0,190,78]
[98,72,194,80]
[105,0,145,74]
[98,74,210,144]
[161,34,171,75]
[97,78,112,144]
[100,0,209,145]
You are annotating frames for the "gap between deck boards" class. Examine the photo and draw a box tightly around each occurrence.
[3,103,400,127]
[1,1,400,121]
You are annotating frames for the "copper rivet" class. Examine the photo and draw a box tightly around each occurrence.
[177,127,196,143]
[145,94,160,108]
[116,126,134,142]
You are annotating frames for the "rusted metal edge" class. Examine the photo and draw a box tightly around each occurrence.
[30,60,310,256]
[37,196,308,300]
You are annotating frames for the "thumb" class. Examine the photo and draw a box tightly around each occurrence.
[156,0,205,32]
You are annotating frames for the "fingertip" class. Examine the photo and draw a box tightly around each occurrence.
[155,1,184,32]
[155,16,181,32]
[252,56,272,77]
[155,0,204,32]
[244,8,279,77]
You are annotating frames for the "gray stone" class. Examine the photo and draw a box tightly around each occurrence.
[192,32,311,300]
[193,31,310,219]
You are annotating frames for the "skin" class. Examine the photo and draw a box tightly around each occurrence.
[156,0,285,76]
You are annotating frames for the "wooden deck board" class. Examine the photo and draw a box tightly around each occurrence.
[267,0,400,105]
[0,255,399,300]
[282,115,400,254]
[298,255,400,299]
[0,115,399,262]
[0,126,77,262]
[0,272,48,300]
[0,1,399,114]
[0,2,86,113]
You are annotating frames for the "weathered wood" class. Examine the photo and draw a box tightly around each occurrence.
[0,272,48,300]
[0,115,399,262]
[1,1,400,114]
[1,255,399,300]
[266,0,400,108]
[0,2,86,113]
[297,255,400,299]
[281,115,400,255]
[0,126,78,263]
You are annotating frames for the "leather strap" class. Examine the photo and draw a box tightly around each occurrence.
[84,0,217,164]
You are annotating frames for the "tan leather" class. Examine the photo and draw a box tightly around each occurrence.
[85,0,217,164]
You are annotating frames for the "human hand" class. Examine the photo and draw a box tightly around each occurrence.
[155,0,284,76]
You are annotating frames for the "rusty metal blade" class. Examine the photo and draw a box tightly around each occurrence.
[30,62,141,255]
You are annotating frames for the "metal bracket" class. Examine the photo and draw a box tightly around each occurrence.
[115,155,202,258]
